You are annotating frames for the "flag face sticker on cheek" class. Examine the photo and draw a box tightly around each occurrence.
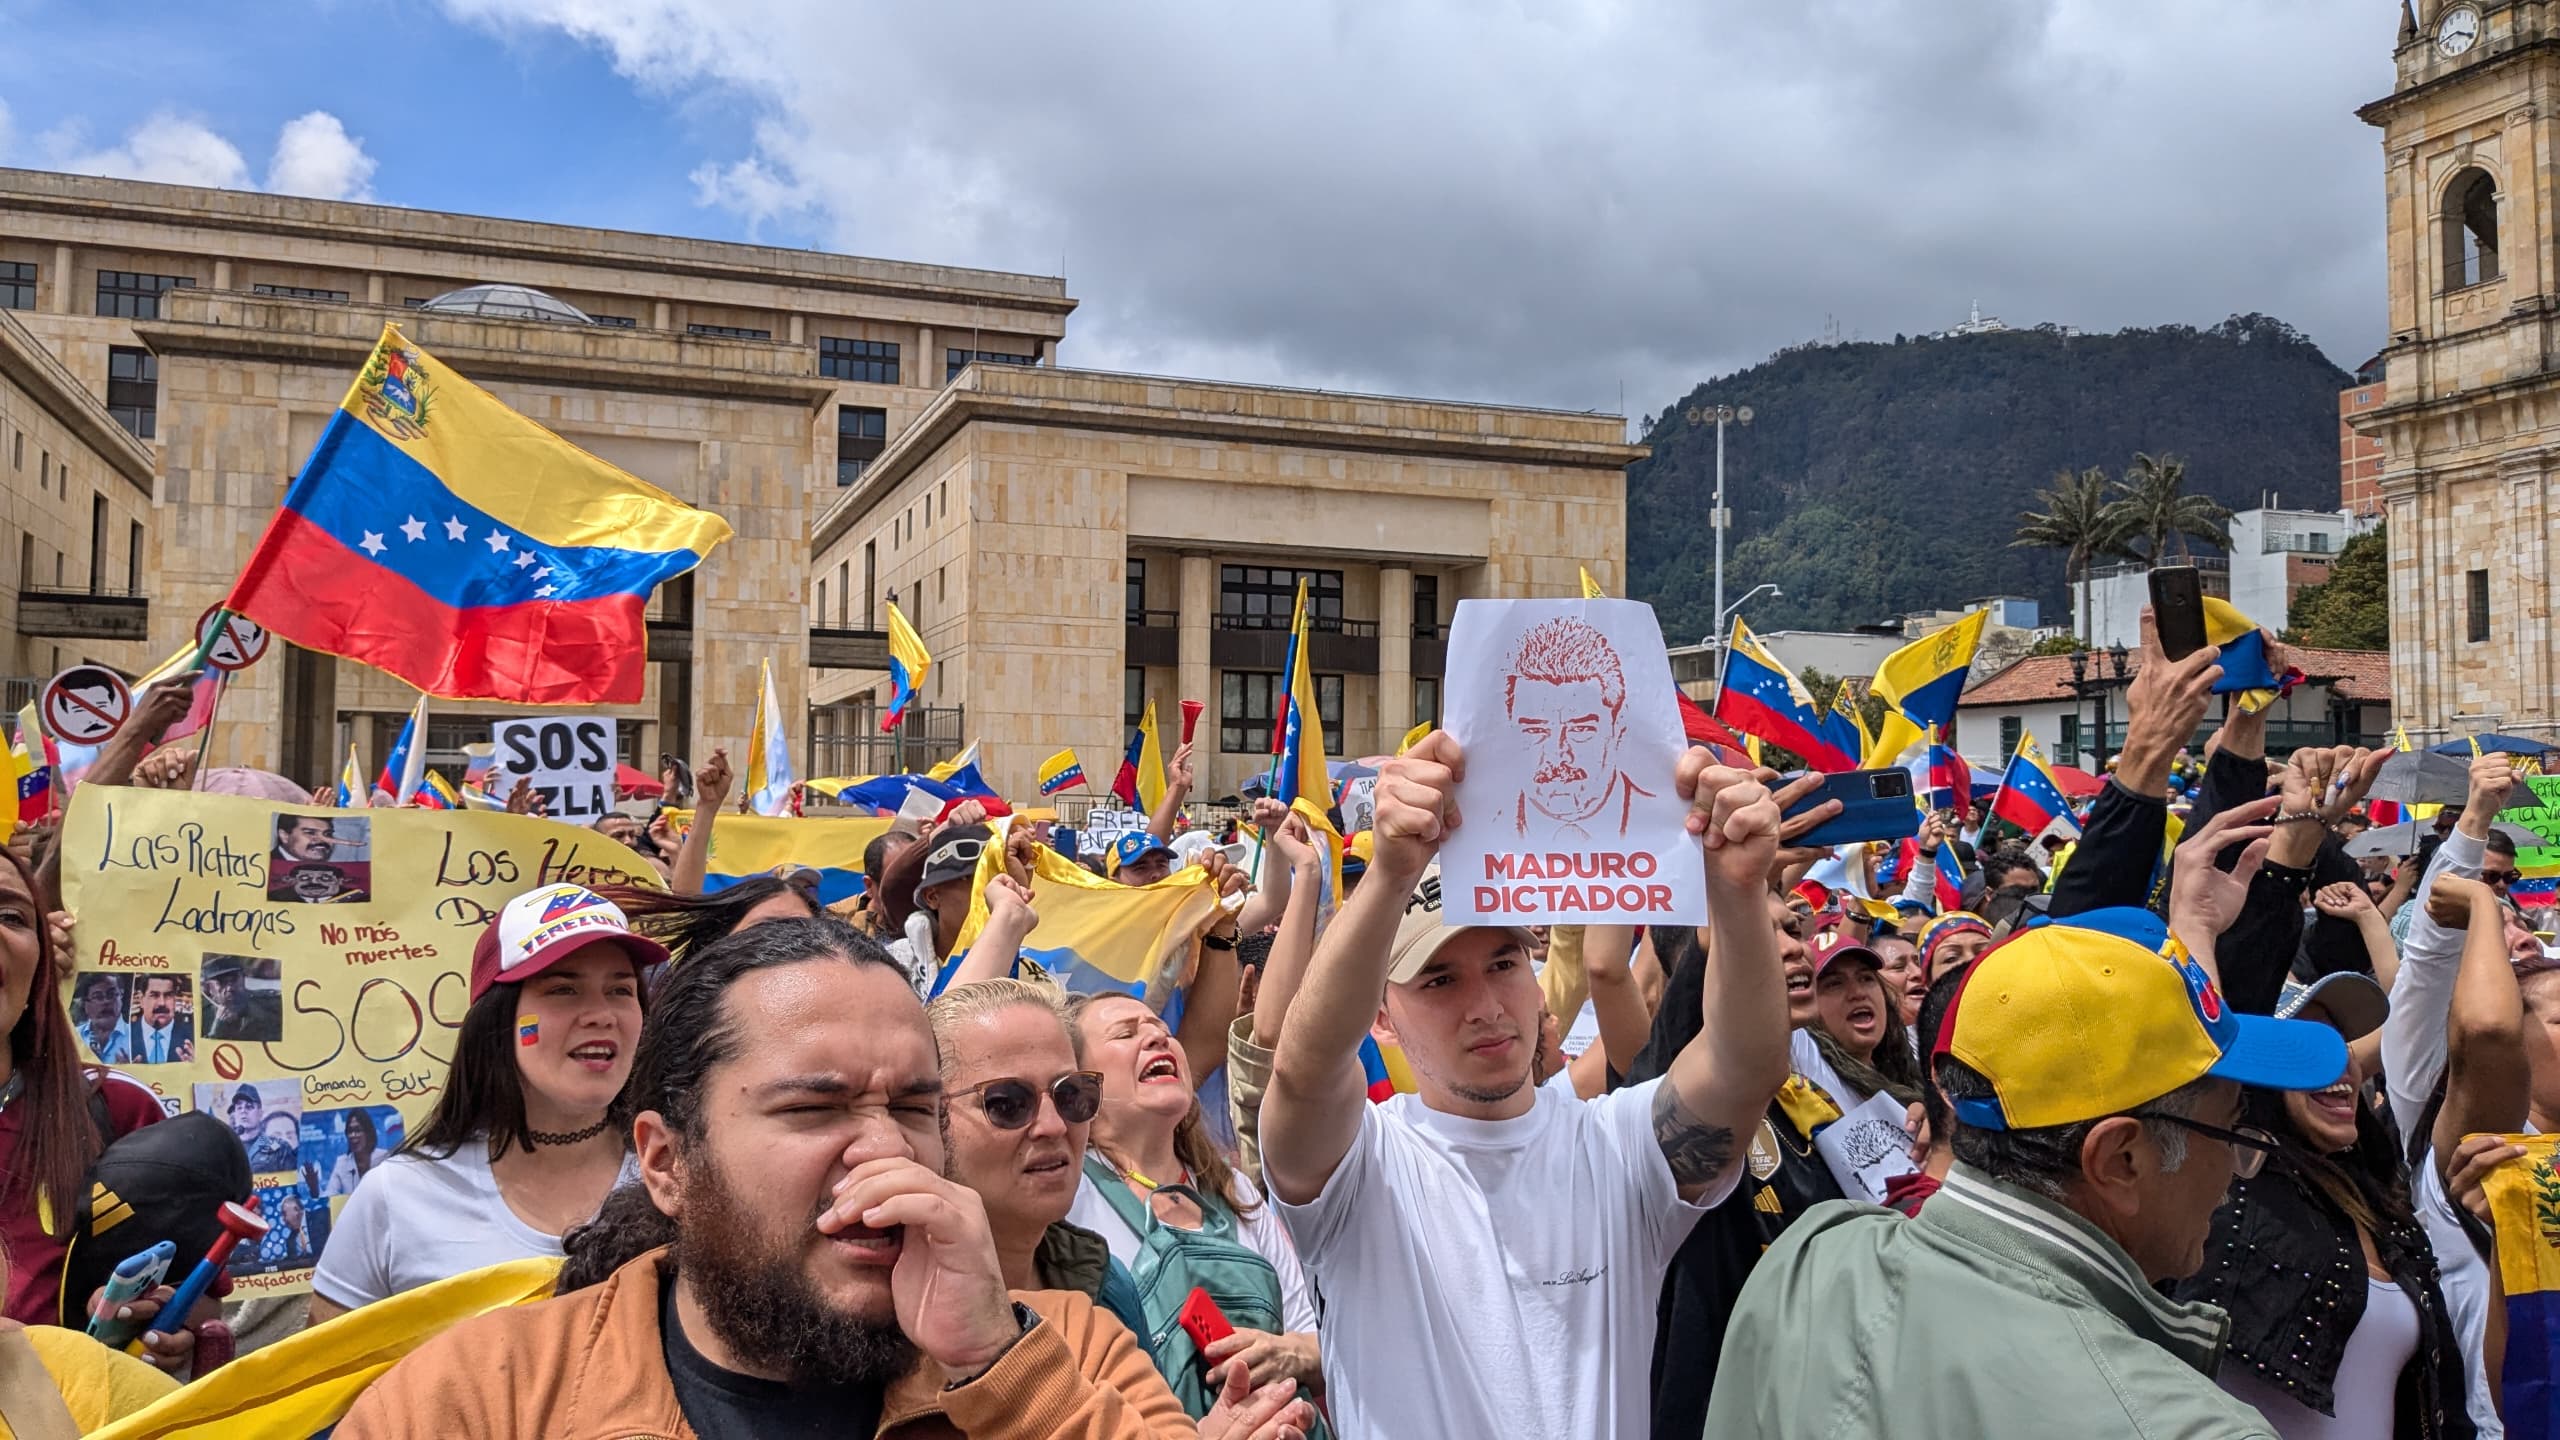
[517,1015,538,1047]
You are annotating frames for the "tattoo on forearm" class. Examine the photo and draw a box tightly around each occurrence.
[1651,1083,1737,1189]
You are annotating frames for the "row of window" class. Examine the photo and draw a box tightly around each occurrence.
[0,430,145,594]
[1121,667,1442,758]
[1125,560,1443,635]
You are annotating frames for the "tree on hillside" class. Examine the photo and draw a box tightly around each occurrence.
[2282,525,2389,652]
[2113,452,2233,562]
[2012,466,2134,645]
[2028,633,2081,657]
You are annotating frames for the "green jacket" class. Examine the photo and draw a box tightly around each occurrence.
[1702,1164,2278,1439]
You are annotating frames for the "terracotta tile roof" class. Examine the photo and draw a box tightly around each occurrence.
[1957,648,2390,706]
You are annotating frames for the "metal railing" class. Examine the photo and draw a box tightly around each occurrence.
[1212,613,1379,638]
[807,703,967,782]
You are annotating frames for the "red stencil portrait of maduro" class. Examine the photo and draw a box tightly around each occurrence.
[1504,616,1656,841]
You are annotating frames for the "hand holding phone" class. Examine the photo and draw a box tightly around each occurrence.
[2148,566,2209,662]
[1782,770,1921,850]
[86,1241,176,1349]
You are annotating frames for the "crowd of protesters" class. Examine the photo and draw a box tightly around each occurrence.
[2,617,2556,1438]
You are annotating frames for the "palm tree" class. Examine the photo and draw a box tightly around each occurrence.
[2110,452,2232,563]
[2013,466,2134,645]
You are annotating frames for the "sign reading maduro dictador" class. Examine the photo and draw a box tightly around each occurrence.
[58,784,655,1297]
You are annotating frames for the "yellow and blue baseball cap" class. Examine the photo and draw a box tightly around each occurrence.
[1108,830,1175,875]
[1935,907,2347,1131]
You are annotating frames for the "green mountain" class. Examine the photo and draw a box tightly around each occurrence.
[1626,314,2354,642]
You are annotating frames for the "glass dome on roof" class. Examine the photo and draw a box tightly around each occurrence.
[414,284,595,325]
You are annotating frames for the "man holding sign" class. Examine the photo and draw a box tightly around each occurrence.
[1259,730,1797,1440]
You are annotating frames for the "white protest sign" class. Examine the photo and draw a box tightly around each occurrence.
[1441,598,1704,925]
[1338,775,1378,835]
[490,716,619,822]
[1080,805,1147,853]
[1812,1088,1923,1204]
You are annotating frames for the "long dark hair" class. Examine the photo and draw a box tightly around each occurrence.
[557,916,907,1286]
[1810,958,1924,1107]
[597,877,819,969]
[2244,1082,2414,1240]
[402,969,651,1165]
[1,846,105,1232]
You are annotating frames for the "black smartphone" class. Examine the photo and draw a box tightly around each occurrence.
[1783,769,1921,849]
[2149,565,2209,661]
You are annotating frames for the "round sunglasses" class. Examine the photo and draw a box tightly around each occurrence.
[953,1072,1105,1131]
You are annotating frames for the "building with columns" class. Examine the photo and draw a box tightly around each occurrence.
[0,166,1637,792]
[0,166,1070,780]
[809,364,1641,799]
[2356,1,2560,739]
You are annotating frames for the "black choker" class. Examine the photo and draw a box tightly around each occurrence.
[528,1117,611,1147]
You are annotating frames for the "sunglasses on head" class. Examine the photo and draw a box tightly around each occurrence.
[954,1072,1104,1131]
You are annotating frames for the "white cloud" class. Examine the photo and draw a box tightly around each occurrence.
[438,0,2395,412]
[56,112,251,189]
[266,111,377,201]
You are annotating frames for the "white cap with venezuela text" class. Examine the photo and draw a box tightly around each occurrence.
[469,883,670,1001]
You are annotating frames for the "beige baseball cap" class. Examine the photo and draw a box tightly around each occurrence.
[1386,865,1539,985]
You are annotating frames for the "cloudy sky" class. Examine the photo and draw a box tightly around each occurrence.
[0,0,2397,416]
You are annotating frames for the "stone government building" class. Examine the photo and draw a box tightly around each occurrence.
[0,167,1637,793]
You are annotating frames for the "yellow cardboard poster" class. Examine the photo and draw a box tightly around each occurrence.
[57,783,655,1298]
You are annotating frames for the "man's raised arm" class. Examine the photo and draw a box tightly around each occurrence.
[1261,733,1460,1206]
[1658,759,1794,1204]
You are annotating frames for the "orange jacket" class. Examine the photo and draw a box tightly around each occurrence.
[334,1248,1194,1440]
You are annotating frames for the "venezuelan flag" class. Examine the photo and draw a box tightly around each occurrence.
[1110,700,1166,812]
[949,823,1220,1004]
[1276,579,1331,807]
[1714,619,1861,772]
[376,694,428,805]
[1990,733,2076,839]
[924,740,998,799]
[1579,565,1607,599]
[134,641,224,743]
[2515,870,2560,908]
[1832,679,1876,763]
[2486,1135,2560,1437]
[883,600,931,732]
[677,810,890,906]
[1925,741,1974,820]
[1933,842,1967,914]
[2203,596,2301,714]
[335,743,370,809]
[805,773,966,814]
[414,770,461,811]
[1038,748,1087,796]
[14,704,52,821]
[224,324,733,705]
[1866,609,1988,768]
[2367,797,2406,827]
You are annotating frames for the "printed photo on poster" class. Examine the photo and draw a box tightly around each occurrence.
[268,813,373,903]
[198,1078,303,1176]
[67,971,133,1064]
[232,1180,331,1276]
[124,972,195,1066]
[1441,598,1705,926]
[199,953,283,1042]
[302,1104,404,1199]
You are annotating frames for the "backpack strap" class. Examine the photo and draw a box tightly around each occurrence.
[0,1326,84,1440]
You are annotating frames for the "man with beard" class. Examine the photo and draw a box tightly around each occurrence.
[336,917,1189,1439]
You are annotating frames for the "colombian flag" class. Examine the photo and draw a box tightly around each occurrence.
[224,324,733,705]
[1714,619,1861,772]
[2204,596,2302,715]
[1991,733,2076,839]
[1866,609,1988,769]
[882,601,932,732]
[2486,1135,2560,1437]
[1038,748,1088,796]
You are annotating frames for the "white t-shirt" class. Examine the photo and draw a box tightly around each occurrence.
[2219,1275,2417,1440]
[1273,1076,1718,1440]
[1791,1027,1856,1112]
[2416,1155,2504,1437]
[312,1141,635,1309]
[1068,1166,1317,1336]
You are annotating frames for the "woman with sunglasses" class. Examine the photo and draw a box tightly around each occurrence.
[1065,992,1326,1423]
[931,981,1317,1440]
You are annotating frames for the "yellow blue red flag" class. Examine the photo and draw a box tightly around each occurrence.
[882,600,931,732]
[1866,609,1988,767]
[1037,748,1088,796]
[2486,1133,2560,1437]
[223,324,733,705]
[1111,699,1168,812]
[2202,596,2300,715]
[1276,578,1332,808]
[672,809,890,906]
[950,821,1220,1004]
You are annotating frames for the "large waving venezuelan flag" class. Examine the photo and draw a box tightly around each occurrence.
[2486,1134,2560,1437]
[226,324,734,705]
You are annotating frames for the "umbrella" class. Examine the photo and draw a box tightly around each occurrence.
[615,763,664,800]
[2368,749,2472,806]
[2346,818,2546,858]
[2429,734,2554,757]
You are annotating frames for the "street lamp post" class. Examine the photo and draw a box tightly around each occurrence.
[1716,583,1782,638]
[1686,403,1754,649]
[2067,643,2132,772]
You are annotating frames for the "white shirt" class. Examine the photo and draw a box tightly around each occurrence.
[312,1140,635,1309]
[2219,1275,2418,1440]
[1068,1167,1317,1336]
[1790,1028,1856,1113]
[1274,1076,1719,1440]
[138,1023,179,1066]
[2416,1151,2505,1438]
